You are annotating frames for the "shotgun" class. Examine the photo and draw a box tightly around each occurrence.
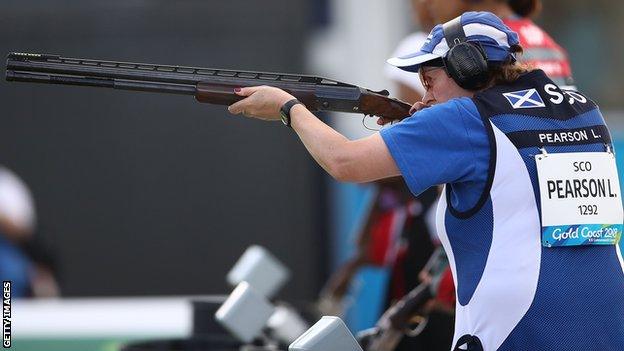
[5,52,412,120]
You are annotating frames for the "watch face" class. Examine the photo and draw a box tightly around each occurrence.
[280,110,289,126]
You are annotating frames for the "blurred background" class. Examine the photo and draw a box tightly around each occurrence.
[1,0,623,350]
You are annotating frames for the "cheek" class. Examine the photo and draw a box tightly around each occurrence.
[432,80,454,102]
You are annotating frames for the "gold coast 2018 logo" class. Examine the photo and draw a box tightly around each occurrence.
[2,281,10,349]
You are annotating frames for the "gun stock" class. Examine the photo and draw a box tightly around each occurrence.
[6,52,412,120]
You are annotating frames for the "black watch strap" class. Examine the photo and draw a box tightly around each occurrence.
[280,99,302,127]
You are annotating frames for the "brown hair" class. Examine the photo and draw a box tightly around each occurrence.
[506,0,541,18]
[484,44,532,88]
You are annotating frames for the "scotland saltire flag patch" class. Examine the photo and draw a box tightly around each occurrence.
[502,88,545,109]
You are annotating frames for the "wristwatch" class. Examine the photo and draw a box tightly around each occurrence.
[279,99,302,127]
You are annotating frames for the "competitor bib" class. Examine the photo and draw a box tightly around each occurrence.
[535,151,623,247]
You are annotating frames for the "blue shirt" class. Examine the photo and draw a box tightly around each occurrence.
[0,234,32,297]
[380,97,489,212]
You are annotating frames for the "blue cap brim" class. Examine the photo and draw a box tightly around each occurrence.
[386,52,441,73]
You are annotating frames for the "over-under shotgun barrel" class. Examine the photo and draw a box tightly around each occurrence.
[5,52,412,119]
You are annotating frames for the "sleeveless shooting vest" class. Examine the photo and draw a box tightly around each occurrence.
[437,70,624,351]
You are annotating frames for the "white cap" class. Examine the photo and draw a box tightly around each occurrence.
[0,166,36,232]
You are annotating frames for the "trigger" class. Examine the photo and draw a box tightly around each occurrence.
[374,89,390,96]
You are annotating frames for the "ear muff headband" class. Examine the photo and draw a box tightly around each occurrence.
[443,16,468,48]
[442,17,490,90]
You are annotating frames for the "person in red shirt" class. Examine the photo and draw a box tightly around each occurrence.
[426,0,574,88]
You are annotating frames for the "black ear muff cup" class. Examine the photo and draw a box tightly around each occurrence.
[445,43,489,90]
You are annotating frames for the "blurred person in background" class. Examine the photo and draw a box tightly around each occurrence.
[386,0,436,103]
[0,166,59,298]
[318,178,437,317]
[426,0,575,88]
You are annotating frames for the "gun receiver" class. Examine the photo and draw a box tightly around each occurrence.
[5,52,412,120]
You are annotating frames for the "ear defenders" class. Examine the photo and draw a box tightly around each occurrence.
[442,16,490,90]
